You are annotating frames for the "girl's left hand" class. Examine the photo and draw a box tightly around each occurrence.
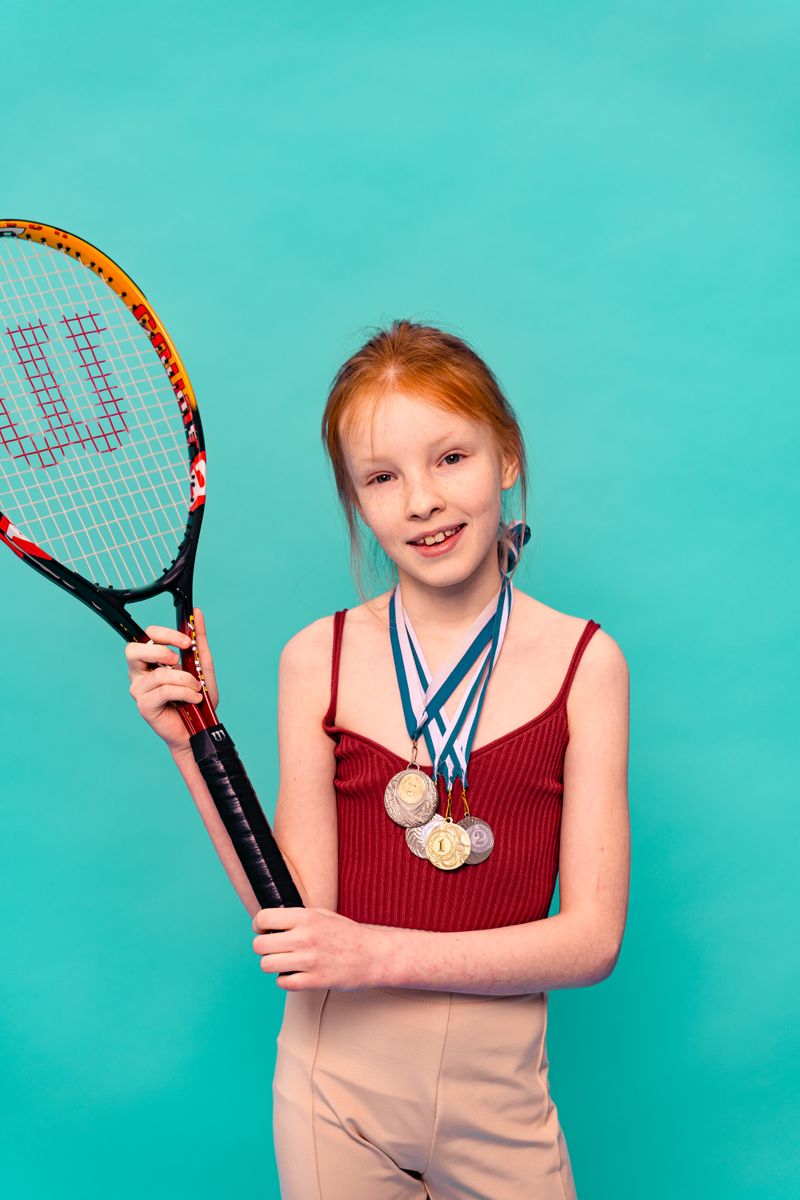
[252,907,381,991]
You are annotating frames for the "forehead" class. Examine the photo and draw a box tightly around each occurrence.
[342,390,482,461]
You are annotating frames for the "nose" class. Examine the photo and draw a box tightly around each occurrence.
[404,469,445,522]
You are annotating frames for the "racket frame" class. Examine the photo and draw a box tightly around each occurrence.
[0,219,303,912]
[0,219,213,732]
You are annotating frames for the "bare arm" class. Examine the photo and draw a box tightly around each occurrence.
[363,629,631,995]
[270,617,339,912]
[169,746,263,919]
[125,610,308,920]
[169,616,337,919]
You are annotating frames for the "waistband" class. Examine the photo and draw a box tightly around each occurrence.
[370,986,546,1005]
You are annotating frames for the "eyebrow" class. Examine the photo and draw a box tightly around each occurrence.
[354,431,466,467]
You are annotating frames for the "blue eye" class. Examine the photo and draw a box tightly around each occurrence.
[442,453,464,465]
[368,473,392,485]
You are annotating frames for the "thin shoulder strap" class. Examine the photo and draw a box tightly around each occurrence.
[557,618,602,707]
[323,609,348,729]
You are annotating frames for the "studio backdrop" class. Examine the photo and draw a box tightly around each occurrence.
[1,3,796,1198]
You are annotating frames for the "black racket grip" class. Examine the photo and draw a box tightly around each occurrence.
[190,724,304,911]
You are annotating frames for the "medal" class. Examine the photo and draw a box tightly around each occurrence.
[385,520,531,870]
[384,741,439,828]
[383,768,438,827]
[457,784,495,864]
[459,816,495,863]
[425,820,472,870]
[424,784,471,870]
[406,813,446,859]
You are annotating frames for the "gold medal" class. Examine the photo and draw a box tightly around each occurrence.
[424,785,471,870]
[425,818,472,869]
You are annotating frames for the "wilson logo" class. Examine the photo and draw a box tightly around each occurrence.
[0,313,129,469]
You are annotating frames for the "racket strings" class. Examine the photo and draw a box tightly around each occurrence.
[1,314,129,464]
[0,238,193,590]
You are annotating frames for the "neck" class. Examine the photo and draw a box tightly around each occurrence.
[396,547,506,636]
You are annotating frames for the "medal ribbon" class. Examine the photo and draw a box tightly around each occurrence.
[389,521,530,790]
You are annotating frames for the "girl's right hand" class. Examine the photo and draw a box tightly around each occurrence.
[125,606,219,757]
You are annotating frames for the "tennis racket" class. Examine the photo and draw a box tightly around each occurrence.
[0,219,302,912]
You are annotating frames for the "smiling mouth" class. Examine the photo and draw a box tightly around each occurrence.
[408,524,466,547]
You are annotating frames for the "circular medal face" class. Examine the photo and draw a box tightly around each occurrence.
[384,767,438,828]
[424,818,472,870]
[458,815,495,864]
[397,771,428,806]
[405,814,446,859]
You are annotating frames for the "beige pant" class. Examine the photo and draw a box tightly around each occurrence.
[272,984,578,1199]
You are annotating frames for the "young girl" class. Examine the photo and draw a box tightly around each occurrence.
[126,320,630,1199]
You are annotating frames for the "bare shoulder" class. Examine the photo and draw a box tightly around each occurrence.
[280,612,337,667]
[517,588,625,653]
[330,591,394,649]
[512,588,629,702]
[278,613,339,721]
[279,593,392,675]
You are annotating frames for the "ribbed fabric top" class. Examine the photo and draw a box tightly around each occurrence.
[323,610,601,932]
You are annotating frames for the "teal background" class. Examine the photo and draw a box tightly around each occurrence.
[1,2,797,1197]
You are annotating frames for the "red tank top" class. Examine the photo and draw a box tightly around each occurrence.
[323,610,601,932]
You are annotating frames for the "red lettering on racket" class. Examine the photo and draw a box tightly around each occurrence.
[0,513,51,560]
[178,393,199,447]
[133,302,193,422]
[133,301,156,330]
[0,315,129,469]
[189,450,207,511]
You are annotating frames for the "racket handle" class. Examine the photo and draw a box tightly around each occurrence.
[190,724,304,911]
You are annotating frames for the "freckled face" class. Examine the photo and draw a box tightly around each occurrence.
[341,390,519,585]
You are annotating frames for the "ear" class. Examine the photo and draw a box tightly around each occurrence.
[500,451,520,492]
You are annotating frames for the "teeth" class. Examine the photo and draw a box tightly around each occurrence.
[414,526,461,546]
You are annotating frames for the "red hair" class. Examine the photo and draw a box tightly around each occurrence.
[320,319,529,600]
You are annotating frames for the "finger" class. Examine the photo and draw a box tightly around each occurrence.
[252,907,304,933]
[193,606,218,682]
[275,972,306,990]
[126,642,182,671]
[252,931,294,955]
[137,666,202,691]
[258,952,304,975]
[140,683,204,707]
[144,624,193,647]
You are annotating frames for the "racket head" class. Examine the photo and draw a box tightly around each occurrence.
[0,220,206,603]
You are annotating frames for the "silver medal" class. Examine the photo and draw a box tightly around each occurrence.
[458,814,495,864]
[406,813,446,858]
[384,764,439,828]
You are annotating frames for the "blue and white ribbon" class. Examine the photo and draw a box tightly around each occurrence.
[389,521,530,790]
